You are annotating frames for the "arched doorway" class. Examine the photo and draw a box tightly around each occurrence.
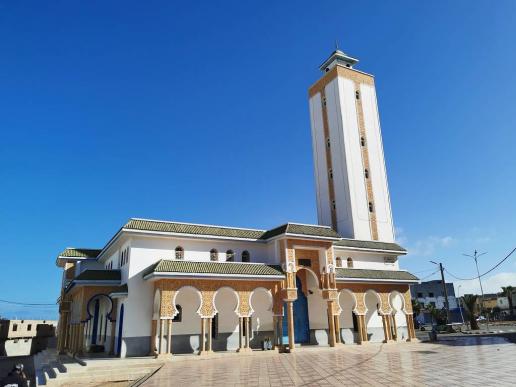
[213,287,239,351]
[250,287,274,348]
[85,294,114,352]
[172,286,202,354]
[338,289,358,344]
[389,291,408,341]
[282,275,310,344]
[364,290,383,342]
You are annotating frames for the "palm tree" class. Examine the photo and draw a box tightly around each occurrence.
[461,294,480,330]
[425,304,436,325]
[412,300,422,316]
[501,286,514,317]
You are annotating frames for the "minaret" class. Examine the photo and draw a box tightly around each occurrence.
[308,48,395,242]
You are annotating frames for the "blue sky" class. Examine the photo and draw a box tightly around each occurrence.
[1,1,515,319]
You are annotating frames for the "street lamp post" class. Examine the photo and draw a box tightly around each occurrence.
[463,250,488,331]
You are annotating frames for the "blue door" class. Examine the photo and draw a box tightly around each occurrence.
[116,304,124,356]
[283,276,310,344]
[91,299,100,344]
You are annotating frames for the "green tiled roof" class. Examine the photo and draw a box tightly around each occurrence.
[260,223,341,240]
[143,260,284,278]
[58,248,102,259]
[109,284,128,294]
[334,239,406,252]
[336,268,418,282]
[124,219,264,239]
[124,219,341,240]
[75,270,121,282]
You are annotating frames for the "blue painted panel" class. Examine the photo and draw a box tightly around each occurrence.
[116,304,124,356]
[282,276,310,344]
[91,299,100,345]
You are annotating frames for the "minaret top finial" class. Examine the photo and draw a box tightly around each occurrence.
[319,44,359,73]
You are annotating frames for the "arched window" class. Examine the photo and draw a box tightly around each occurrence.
[347,257,354,268]
[335,257,342,268]
[172,305,182,322]
[175,246,184,260]
[364,169,369,179]
[355,90,360,100]
[360,137,366,146]
[242,250,250,263]
[210,249,218,261]
[226,250,234,262]
[368,202,374,213]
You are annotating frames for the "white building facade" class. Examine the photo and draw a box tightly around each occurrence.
[55,49,418,358]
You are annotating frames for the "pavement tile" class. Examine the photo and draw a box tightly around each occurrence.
[142,336,514,386]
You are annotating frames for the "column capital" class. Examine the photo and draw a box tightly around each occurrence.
[322,289,339,301]
[282,289,298,302]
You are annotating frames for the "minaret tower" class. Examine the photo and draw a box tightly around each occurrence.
[308,48,395,242]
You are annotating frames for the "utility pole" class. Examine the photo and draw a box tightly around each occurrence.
[463,250,488,331]
[430,260,451,327]
[457,285,465,325]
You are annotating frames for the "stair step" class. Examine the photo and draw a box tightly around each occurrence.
[70,362,161,372]
[36,354,161,387]
[53,365,159,377]
[47,370,154,386]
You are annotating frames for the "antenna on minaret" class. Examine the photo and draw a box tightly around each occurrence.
[335,40,339,51]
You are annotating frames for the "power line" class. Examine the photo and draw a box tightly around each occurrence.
[419,269,440,281]
[0,305,58,309]
[413,267,437,275]
[444,247,516,281]
[0,299,56,306]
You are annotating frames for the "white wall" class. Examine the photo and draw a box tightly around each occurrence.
[309,70,397,243]
[497,297,509,310]
[333,248,400,271]
[120,234,274,341]
[130,235,271,266]
[309,92,332,228]
[360,84,395,242]
[418,296,458,310]
[334,76,371,240]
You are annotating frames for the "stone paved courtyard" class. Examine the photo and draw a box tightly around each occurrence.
[143,337,515,386]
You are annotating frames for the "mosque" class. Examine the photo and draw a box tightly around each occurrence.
[55,48,418,358]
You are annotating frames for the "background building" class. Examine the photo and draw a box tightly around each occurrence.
[411,280,462,324]
[0,319,56,357]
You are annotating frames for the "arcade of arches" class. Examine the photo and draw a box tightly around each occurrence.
[57,242,416,357]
